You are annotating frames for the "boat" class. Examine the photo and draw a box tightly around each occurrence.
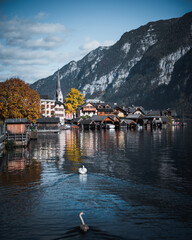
[60,124,71,130]
[106,124,115,129]
[71,124,79,129]
[78,165,87,174]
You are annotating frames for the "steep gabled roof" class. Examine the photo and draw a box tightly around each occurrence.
[77,102,96,110]
[91,115,106,122]
[80,119,96,125]
[146,110,161,116]
[114,105,128,113]
[6,118,28,124]
[36,117,60,123]
[40,95,52,100]
[72,117,83,123]
[126,114,141,119]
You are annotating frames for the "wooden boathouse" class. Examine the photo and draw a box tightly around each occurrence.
[36,117,60,133]
[6,118,29,147]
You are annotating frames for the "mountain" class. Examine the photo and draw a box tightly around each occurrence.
[31,12,192,115]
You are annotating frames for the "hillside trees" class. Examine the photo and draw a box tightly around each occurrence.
[0,78,40,122]
[64,88,84,114]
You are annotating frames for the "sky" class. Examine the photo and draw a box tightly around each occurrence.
[0,0,192,84]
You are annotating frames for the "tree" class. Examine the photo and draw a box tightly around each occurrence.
[64,88,84,114]
[0,78,40,123]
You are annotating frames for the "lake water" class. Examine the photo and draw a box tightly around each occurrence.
[0,126,192,240]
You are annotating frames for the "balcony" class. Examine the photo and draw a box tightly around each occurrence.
[83,107,96,111]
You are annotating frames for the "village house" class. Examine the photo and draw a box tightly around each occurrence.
[162,109,177,117]
[72,101,177,129]
[40,95,55,118]
[94,103,114,116]
[76,102,97,118]
[113,106,128,118]
[129,106,146,115]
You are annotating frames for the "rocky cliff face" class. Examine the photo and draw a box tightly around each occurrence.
[31,12,192,114]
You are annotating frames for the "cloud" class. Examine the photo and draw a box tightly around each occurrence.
[0,17,65,49]
[0,15,115,84]
[0,16,69,83]
[80,38,115,53]
[6,35,63,49]
[35,12,47,20]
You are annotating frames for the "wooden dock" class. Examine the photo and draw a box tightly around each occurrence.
[6,133,28,147]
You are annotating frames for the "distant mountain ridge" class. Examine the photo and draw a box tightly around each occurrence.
[31,12,192,115]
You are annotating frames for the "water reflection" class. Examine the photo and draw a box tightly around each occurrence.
[1,148,41,187]
[1,127,191,189]
[0,127,192,240]
[30,133,61,161]
[79,174,87,184]
[54,226,126,240]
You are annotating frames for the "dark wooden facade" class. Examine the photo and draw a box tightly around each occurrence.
[36,117,60,132]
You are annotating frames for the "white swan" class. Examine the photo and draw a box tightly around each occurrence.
[79,211,89,232]
[78,165,87,175]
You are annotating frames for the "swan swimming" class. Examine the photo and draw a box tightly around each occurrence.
[79,211,89,232]
[78,165,87,174]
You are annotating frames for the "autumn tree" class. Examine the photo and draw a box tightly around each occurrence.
[64,88,84,114]
[0,78,40,123]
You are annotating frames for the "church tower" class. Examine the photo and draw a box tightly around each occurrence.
[55,69,65,125]
[56,70,63,103]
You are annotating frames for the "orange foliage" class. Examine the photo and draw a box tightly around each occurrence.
[0,78,40,123]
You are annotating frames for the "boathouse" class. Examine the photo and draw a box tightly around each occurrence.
[120,119,137,129]
[80,119,96,129]
[36,117,60,132]
[5,118,29,146]
[72,117,83,126]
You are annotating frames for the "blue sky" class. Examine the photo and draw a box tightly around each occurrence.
[0,0,192,83]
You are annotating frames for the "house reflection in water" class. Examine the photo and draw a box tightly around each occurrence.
[0,148,42,187]
[63,129,130,175]
[29,133,61,162]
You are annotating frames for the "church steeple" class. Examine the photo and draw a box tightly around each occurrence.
[56,69,63,102]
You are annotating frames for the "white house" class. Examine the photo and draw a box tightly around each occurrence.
[40,96,55,118]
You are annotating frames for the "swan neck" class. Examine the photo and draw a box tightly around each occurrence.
[80,214,85,225]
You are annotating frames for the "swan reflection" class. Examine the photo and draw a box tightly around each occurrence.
[79,174,87,183]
